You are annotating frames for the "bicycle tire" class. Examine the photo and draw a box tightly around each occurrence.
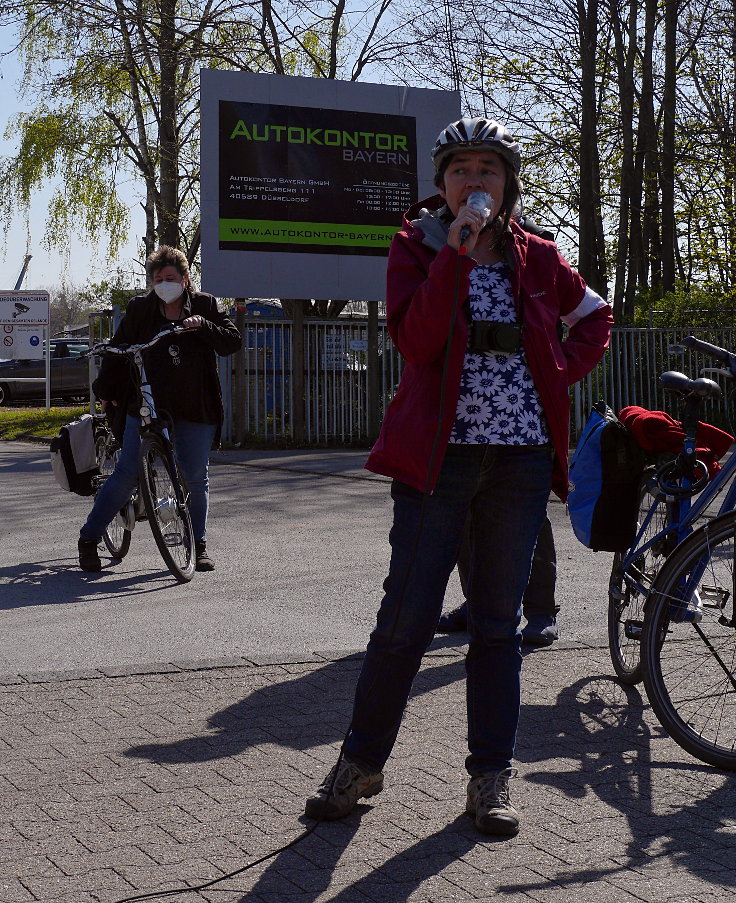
[95,430,132,560]
[641,511,736,770]
[608,467,668,684]
[138,434,195,582]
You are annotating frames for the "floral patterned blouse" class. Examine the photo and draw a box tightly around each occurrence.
[448,262,550,445]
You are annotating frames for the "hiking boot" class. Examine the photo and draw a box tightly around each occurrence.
[304,757,384,820]
[78,538,102,572]
[522,614,558,646]
[195,541,215,572]
[437,602,468,633]
[466,768,520,836]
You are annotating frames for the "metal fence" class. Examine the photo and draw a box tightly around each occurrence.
[223,321,736,446]
[574,327,736,440]
[221,317,403,444]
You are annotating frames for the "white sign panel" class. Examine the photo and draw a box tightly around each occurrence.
[0,292,50,360]
[1,324,45,359]
[201,71,460,301]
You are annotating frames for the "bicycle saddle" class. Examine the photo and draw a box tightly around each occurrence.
[659,371,722,399]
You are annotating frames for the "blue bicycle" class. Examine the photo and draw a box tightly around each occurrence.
[635,336,736,769]
[608,335,736,686]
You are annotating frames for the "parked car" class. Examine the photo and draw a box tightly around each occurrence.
[0,338,91,405]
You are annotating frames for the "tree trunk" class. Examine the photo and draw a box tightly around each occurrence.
[577,0,606,295]
[610,0,637,322]
[157,0,179,247]
[660,0,678,293]
[634,0,659,299]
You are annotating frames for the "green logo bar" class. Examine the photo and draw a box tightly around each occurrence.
[219,219,398,248]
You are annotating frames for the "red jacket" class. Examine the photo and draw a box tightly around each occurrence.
[365,197,614,499]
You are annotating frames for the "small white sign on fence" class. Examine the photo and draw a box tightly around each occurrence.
[324,334,349,370]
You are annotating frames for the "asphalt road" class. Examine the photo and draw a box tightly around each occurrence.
[0,441,612,676]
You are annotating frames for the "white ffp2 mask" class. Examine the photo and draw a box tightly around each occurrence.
[154,281,184,304]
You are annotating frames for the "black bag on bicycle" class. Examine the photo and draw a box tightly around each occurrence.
[49,414,100,496]
[568,401,646,552]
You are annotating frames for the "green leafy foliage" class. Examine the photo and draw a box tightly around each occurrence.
[634,284,736,328]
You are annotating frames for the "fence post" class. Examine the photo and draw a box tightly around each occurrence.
[289,301,306,444]
[367,302,380,441]
[232,303,247,445]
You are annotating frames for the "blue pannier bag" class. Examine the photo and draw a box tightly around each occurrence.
[568,401,645,552]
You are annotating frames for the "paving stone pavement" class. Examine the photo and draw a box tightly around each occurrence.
[2,641,736,903]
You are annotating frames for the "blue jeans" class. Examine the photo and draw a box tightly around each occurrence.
[457,513,558,617]
[344,443,554,776]
[80,415,217,544]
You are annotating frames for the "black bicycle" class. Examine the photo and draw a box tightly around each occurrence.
[89,326,196,582]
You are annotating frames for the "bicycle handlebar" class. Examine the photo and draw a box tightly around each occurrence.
[89,324,194,358]
[683,335,736,376]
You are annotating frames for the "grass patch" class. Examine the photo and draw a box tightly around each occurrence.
[0,406,92,441]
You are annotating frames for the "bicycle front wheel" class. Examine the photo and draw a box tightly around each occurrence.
[95,430,132,560]
[608,468,668,684]
[641,511,736,770]
[138,435,195,582]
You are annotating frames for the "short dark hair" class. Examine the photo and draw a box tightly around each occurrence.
[145,245,190,282]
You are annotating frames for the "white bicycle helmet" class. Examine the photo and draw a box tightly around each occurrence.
[431,117,521,174]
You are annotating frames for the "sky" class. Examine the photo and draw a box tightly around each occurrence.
[0,27,142,292]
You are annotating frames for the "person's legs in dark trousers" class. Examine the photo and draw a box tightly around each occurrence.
[438,512,558,645]
[462,447,552,773]
[343,445,480,771]
[172,419,217,542]
[306,444,552,835]
[519,514,559,645]
[461,446,551,835]
[78,414,141,571]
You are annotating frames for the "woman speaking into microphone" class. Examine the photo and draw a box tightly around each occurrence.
[305,117,613,835]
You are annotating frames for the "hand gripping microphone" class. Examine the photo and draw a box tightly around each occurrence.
[459,191,492,245]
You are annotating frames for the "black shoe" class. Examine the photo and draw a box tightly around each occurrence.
[436,603,468,633]
[522,614,558,646]
[78,538,102,572]
[195,541,215,572]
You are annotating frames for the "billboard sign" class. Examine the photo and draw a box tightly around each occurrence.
[201,71,460,301]
[220,102,416,256]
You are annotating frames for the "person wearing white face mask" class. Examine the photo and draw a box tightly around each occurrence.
[77,245,241,574]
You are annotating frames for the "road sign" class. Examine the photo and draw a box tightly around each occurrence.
[0,291,50,360]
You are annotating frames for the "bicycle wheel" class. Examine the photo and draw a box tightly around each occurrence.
[608,468,669,684]
[138,434,195,582]
[641,511,736,770]
[94,429,132,560]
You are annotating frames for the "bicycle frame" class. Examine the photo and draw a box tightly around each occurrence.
[625,450,736,596]
[619,379,736,602]
[93,325,193,513]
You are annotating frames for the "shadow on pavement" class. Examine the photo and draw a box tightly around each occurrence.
[229,814,488,903]
[126,658,736,902]
[510,673,736,896]
[0,559,177,610]
[125,656,468,764]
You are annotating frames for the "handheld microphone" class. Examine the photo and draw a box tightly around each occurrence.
[459,191,492,244]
